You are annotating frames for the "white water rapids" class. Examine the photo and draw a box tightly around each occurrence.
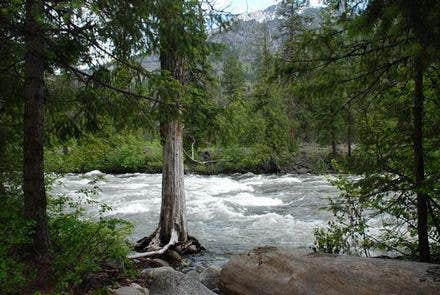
[52,171,344,265]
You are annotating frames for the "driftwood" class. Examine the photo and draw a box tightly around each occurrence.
[183,149,224,165]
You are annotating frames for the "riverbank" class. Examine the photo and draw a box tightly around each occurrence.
[46,140,338,175]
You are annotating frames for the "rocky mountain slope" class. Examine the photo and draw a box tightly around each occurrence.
[137,4,321,71]
[210,5,321,63]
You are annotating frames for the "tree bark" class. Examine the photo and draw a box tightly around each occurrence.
[347,102,353,157]
[159,119,188,244]
[413,58,430,262]
[156,0,188,246]
[331,129,337,157]
[23,0,49,261]
[0,124,5,196]
[133,1,206,257]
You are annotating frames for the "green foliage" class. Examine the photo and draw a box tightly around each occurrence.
[0,173,135,294]
[314,78,440,258]
[213,39,295,166]
[48,186,134,291]
[220,144,272,172]
[0,186,32,294]
[304,0,440,260]
[314,176,381,256]
[46,132,163,174]
[221,54,247,100]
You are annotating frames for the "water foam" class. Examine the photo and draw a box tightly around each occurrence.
[226,192,283,207]
[108,201,152,215]
[52,172,342,265]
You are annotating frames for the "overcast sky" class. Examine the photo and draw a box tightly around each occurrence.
[214,0,322,14]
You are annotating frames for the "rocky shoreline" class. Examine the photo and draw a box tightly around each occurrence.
[108,257,221,295]
[105,246,440,295]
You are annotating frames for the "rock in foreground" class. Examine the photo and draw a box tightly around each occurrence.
[220,246,440,295]
[149,267,215,295]
[187,265,221,291]
[110,283,149,295]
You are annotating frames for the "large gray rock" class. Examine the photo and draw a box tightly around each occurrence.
[110,283,149,295]
[149,267,215,295]
[142,266,174,277]
[201,266,221,290]
[220,246,440,295]
[186,266,221,290]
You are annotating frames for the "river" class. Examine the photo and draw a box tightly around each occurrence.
[52,171,341,266]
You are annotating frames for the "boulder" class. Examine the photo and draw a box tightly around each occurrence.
[149,267,215,295]
[144,266,174,277]
[186,266,205,281]
[200,266,221,290]
[186,266,221,290]
[220,246,440,295]
[110,283,149,295]
[150,258,170,267]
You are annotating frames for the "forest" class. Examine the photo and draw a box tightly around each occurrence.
[1,0,439,294]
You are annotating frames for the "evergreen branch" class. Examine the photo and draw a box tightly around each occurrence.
[61,62,160,103]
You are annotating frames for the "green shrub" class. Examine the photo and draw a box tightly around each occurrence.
[48,185,134,292]
[221,144,271,171]
[46,132,163,173]
[186,144,295,174]
[0,195,32,294]
[0,174,135,294]
[46,132,301,174]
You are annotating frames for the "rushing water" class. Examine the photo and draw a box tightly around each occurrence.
[52,171,340,266]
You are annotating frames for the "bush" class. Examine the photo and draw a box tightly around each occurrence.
[313,174,440,261]
[48,184,134,292]
[0,174,135,294]
[47,132,298,174]
[0,195,32,294]
[186,144,295,174]
[46,132,163,173]
[221,144,272,172]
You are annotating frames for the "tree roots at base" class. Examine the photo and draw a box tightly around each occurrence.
[129,228,204,260]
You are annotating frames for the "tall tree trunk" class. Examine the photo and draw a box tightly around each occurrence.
[23,0,49,260]
[159,120,188,244]
[0,124,5,196]
[413,58,430,262]
[347,103,353,157]
[331,129,337,157]
[133,0,204,257]
[157,2,188,245]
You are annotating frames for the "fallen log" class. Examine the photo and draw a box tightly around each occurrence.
[220,246,440,295]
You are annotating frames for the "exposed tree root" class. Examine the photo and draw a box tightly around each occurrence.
[134,228,161,253]
[175,235,205,254]
[129,228,204,261]
[128,229,178,259]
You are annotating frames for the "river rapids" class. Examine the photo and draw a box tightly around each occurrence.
[52,171,346,266]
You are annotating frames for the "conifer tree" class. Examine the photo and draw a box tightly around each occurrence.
[4,0,155,264]
[285,0,440,261]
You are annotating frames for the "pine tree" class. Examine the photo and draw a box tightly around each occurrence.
[289,0,440,261]
[3,0,156,264]
[133,0,212,256]
[221,54,246,101]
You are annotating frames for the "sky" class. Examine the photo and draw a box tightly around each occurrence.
[214,0,322,14]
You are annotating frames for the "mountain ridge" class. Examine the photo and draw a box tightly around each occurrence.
[138,4,321,70]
